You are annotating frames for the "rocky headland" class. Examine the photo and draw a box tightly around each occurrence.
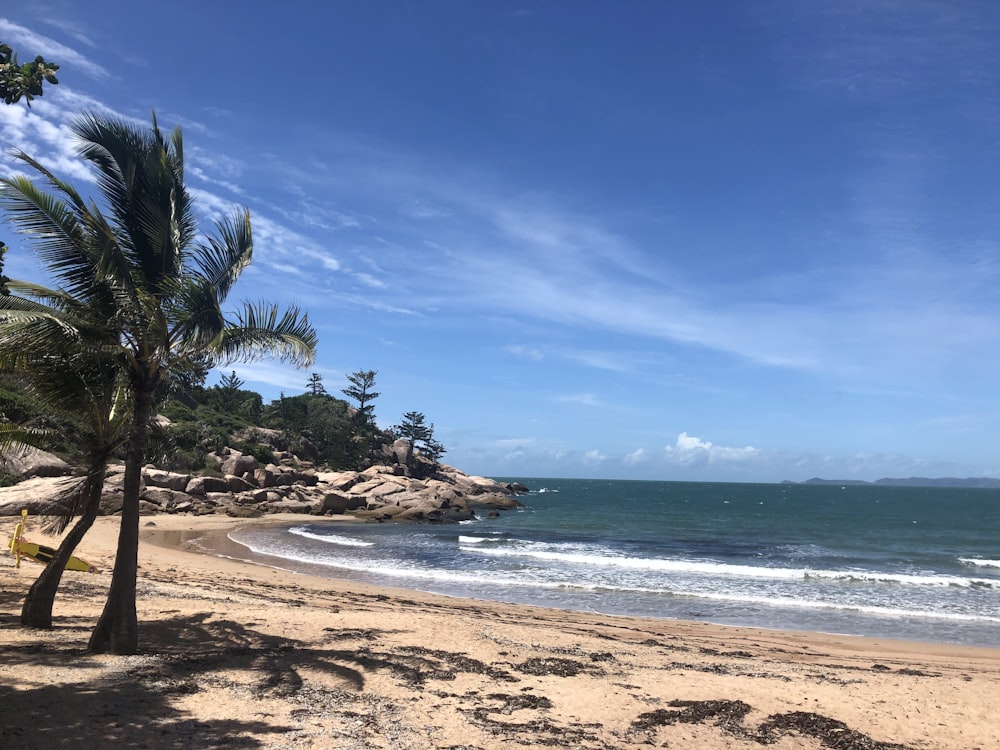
[0,435,528,523]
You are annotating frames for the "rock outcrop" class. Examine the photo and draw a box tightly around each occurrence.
[0,439,528,523]
[0,447,72,479]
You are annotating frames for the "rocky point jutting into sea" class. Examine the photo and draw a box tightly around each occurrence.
[0,434,527,523]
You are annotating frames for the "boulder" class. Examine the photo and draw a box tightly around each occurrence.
[0,476,85,516]
[0,447,72,479]
[220,453,259,478]
[467,492,523,510]
[225,474,256,493]
[254,467,277,488]
[318,471,362,491]
[187,476,231,495]
[320,491,365,514]
[140,487,193,509]
[274,470,296,487]
[143,468,190,492]
[348,478,399,496]
[387,438,413,467]
[295,469,319,487]
[264,498,315,514]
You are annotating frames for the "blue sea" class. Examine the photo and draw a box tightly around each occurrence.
[226,479,1000,647]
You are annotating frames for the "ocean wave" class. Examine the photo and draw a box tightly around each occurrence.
[680,590,1000,625]
[457,535,504,544]
[960,557,1000,569]
[460,542,997,588]
[287,527,374,547]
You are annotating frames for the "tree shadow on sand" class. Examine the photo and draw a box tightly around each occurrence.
[0,612,378,748]
[0,610,498,748]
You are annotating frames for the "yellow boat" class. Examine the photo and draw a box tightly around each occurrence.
[7,509,99,573]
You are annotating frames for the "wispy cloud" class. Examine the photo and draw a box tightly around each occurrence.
[0,19,110,79]
[506,344,544,361]
[555,393,602,408]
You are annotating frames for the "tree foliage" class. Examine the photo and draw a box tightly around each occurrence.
[393,410,446,462]
[342,369,379,423]
[0,112,316,654]
[306,372,326,396]
[0,41,59,106]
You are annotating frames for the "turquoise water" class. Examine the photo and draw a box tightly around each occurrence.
[228,479,1000,647]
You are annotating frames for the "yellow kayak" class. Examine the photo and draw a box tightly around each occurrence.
[9,538,99,573]
[7,509,99,573]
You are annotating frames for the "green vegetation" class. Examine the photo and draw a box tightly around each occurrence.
[0,365,449,476]
[0,40,59,106]
[0,112,317,655]
[0,94,448,651]
[392,411,446,462]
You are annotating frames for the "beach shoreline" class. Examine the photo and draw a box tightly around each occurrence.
[2,513,999,749]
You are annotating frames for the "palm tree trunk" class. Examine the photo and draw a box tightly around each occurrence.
[20,469,105,628]
[88,387,153,655]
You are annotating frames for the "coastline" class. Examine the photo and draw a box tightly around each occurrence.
[2,514,999,749]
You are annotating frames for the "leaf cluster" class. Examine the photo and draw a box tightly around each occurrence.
[0,41,60,106]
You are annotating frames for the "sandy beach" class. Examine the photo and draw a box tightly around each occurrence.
[2,514,998,749]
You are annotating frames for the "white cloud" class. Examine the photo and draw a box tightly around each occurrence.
[583,449,606,464]
[555,393,601,407]
[353,272,386,289]
[217,361,311,394]
[664,432,760,467]
[566,350,631,372]
[401,199,450,220]
[0,19,110,79]
[623,448,648,465]
[495,437,536,448]
[506,344,544,361]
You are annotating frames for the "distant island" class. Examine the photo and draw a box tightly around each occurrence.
[784,477,1000,489]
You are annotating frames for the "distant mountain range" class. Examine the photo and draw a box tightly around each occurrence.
[786,477,1000,489]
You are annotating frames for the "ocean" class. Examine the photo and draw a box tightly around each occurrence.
[225,479,1000,647]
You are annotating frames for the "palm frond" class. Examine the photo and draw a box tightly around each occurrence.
[0,175,104,300]
[6,149,91,213]
[72,111,198,293]
[192,208,253,299]
[163,277,226,353]
[0,422,52,452]
[214,301,317,368]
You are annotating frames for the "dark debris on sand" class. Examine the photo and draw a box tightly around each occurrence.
[631,699,917,749]
[514,656,604,677]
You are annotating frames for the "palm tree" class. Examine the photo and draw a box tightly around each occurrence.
[0,170,133,628]
[0,112,317,654]
[0,299,131,626]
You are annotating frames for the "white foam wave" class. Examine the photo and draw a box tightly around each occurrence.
[228,531,999,625]
[287,527,374,547]
[461,544,996,587]
[458,535,503,544]
[680,590,1000,625]
[960,558,1000,569]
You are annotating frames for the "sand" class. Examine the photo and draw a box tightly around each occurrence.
[1,514,998,750]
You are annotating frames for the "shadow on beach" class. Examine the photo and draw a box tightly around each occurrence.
[0,610,521,749]
[0,612,368,749]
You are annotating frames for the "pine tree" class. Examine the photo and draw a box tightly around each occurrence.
[394,411,446,462]
[341,369,379,424]
[306,372,326,396]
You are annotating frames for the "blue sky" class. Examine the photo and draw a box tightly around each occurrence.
[2,2,1000,482]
